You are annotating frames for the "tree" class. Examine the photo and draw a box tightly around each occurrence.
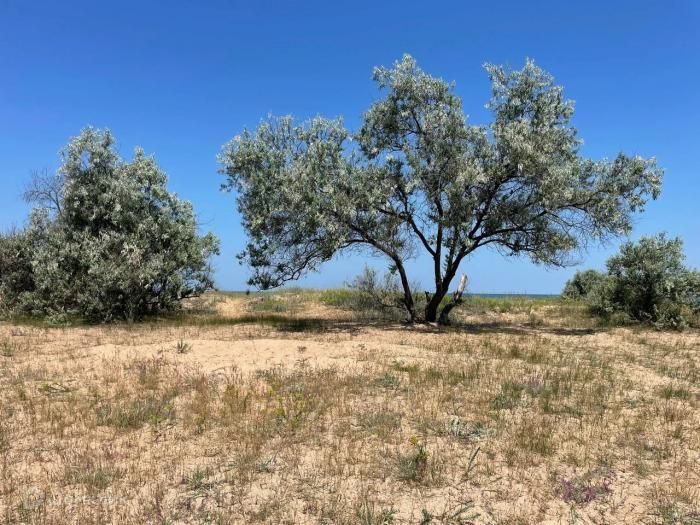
[220,56,663,324]
[587,233,700,328]
[1,128,219,322]
[561,269,607,300]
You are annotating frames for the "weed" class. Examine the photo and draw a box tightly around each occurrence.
[0,338,17,357]
[255,457,276,473]
[220,380,251,420]
[356,407,402,438]
[38,382,73,396]
[444,416,490,442]
[175,339,191,354]
[375,372,401,389]
[553,469,615,505]
[356,498,396,524]
[659,385,692,400]
[390,360,421,374]
[183,466,215,492]
[490,381,524,410]
[420,500,479,524]
[245,293,302,313]
[62,446,124,492]
[0,422,9,452]
[511,417,556,458]
[132,355,169,390]
[96,393,176,429]
[655,500,700,525]
[397,438,429,483]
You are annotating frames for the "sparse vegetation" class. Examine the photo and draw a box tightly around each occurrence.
[0,291,697,523]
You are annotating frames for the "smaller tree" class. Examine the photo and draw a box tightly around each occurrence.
[581,234,700,329]
[1,128,220,322]
[561,269,606,299]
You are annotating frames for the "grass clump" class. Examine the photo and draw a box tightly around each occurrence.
[174,339,191,354]
[63,447,125,493]
[659,385,693,400]
[355,498,397,525]
[245,292,302,314]
[443,417,491,442]
[396,438,430,483]
[654,501,700,525]
[183,466,215,492]
[356,407,402,439]
[96,393,177,430]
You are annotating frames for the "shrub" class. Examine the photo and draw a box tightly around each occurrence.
[336,265,431,321]
[348,265,407,311]
[576,234,700,329]
[0,128,219,322]
[0,229,35,314]
[562,269,607,300]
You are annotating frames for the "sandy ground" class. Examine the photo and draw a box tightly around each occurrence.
[1,294,699,524]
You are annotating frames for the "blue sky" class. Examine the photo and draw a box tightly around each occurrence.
[1,0,698,293]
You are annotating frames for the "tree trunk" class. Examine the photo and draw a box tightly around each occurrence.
[424,286,447,323]
[394,260,416,322]
[424,266,464,323]
[437,274,468,325]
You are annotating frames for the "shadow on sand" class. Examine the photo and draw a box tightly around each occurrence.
[156,310,606,339]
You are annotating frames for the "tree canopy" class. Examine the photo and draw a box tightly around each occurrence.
[220,55,663,323]
[0,128,219,322]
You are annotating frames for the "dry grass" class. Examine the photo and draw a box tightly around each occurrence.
[1,292,699,524]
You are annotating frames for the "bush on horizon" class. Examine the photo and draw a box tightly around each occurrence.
[562,269,607,300]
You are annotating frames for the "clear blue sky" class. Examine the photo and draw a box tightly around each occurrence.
[1,0,698,293]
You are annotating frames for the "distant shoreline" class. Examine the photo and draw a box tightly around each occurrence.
[213,289,560,299]
[466,293,559,299]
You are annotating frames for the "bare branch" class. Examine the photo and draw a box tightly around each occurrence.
[23,169,63,215]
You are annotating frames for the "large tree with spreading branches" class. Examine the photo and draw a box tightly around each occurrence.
[220,56,663,324]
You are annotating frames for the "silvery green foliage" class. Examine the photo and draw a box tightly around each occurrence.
[1,128,219,322]
[0,229,35,313]
[220,55,663,323]
[561,269,607,300]
[588,234,699,329]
